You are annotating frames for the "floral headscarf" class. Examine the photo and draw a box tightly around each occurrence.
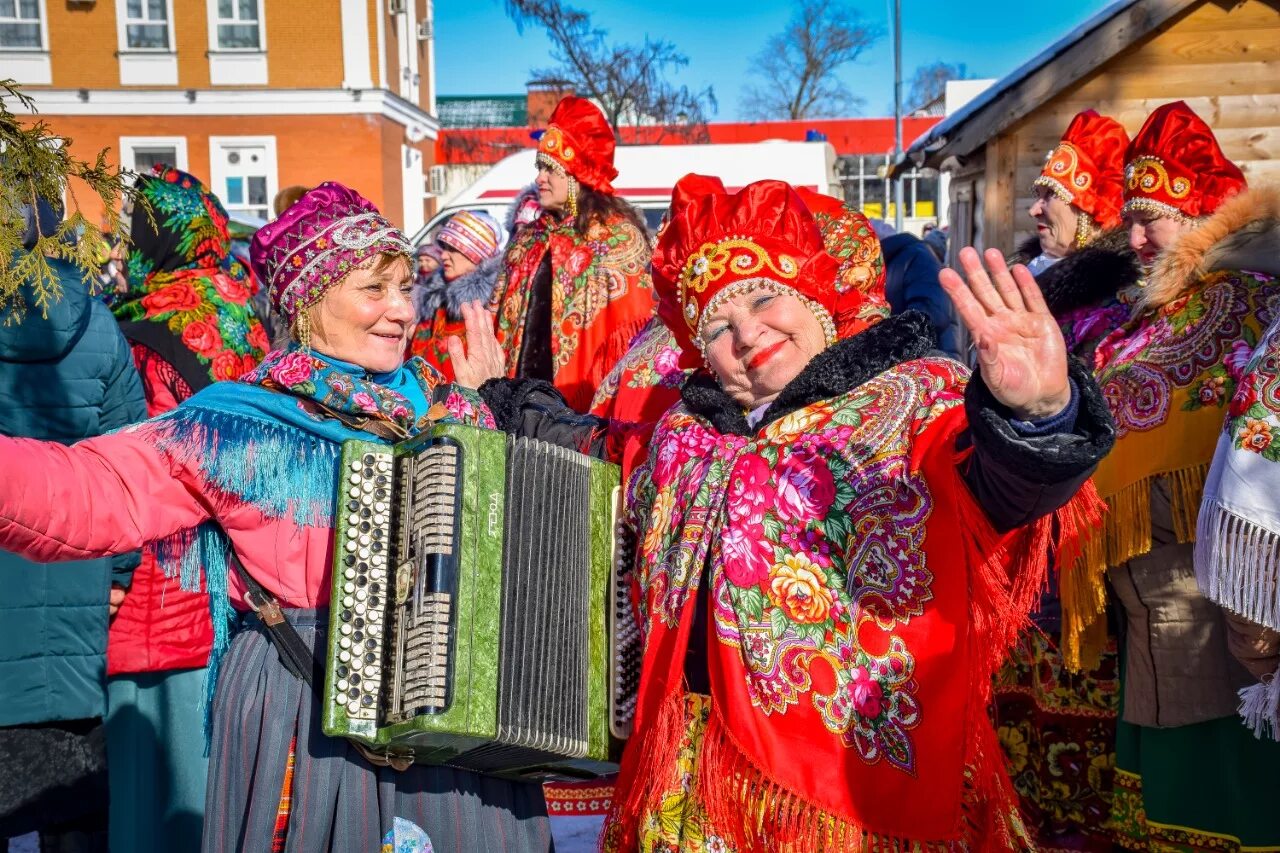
[113,166,268,387]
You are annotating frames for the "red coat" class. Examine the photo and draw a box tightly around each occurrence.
[106,344,214,675]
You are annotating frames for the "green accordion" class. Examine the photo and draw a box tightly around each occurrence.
[321,423,638,781]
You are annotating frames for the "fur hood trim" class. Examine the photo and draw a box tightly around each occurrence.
[1145,185,1280,309]
[504,183,543,235]
[412,252,504,321]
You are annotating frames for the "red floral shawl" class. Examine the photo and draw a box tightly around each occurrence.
[491,211,654,411]
[606,357,1101,850]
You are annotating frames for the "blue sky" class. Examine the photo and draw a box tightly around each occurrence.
[435,0,1117,120]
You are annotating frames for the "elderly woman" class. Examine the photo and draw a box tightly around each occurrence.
[603,175,1115,850]
[408,210,506,380]
[0,183,551,852]
[1063,100,1280,851]
[491,95,654,411]
[457,174,1114,850]
[1010,110,1140,363]
[994,111,1136,850]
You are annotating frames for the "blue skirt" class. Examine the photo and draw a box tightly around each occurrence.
[107,667,210,853]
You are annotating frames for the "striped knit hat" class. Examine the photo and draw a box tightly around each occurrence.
[437,210,505,265]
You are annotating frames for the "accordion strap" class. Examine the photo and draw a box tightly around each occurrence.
[228,551,415,771]
[228,550,319,688]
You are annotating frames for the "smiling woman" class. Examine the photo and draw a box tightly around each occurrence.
[306,254,416,374]
[0,183,555,853]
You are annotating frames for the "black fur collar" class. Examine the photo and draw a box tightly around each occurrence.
[681,311,936,436]
[1008,230,1139,316]
[412,253,503,321]
[1034,229,1140,315]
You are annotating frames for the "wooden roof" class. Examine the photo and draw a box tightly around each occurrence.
[892,0,1201,175]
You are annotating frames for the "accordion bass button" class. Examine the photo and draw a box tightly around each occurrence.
[336,679,349,692]
[339,637,351,649]
[339,650,351,663]
[343,596,355,608]
[345,541,357,553]
[343,582,355,594]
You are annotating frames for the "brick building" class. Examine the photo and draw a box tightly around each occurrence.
[0,0,439,231]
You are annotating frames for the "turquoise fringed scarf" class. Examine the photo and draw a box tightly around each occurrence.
[148,346,442,737]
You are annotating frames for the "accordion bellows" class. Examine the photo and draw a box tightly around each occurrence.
[321,424,637,781]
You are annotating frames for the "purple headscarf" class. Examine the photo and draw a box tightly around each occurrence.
[250,182,413,326]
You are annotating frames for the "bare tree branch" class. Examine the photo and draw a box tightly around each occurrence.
[740,0,882,121]
[504,0,716,141]
[906,61,968,112]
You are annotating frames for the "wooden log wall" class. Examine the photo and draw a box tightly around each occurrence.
[984,0,1280,253]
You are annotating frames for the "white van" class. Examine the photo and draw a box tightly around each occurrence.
[413,140,839,245]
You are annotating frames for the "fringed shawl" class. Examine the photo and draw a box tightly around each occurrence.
[1061,190,1280,670]
[604,356,1101,850]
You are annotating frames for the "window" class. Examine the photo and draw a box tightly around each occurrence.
[209,137,277,222]
[837,155,943,224]
[214,0,261,50]
[120,137,189,176]
[124,0,171,50]
[0,0,41,49]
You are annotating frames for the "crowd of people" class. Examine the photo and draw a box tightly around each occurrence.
[0,91,1277,853]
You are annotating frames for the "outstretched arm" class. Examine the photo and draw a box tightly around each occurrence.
[0,422,212,563]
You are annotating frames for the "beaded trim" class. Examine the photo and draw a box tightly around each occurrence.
[536,151,567,176]
[275,213,413,319]
[1032,175,1075,207]
[1125,155,1192,200]
[1074,210,1095,249]
[694,277,837,356]
[679,237,800,331]
[1121,196,1191,223]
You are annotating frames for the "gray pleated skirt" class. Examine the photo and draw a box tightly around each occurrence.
[202,609,552,852]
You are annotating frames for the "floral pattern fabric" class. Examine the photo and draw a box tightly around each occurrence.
[1225,313,1280,460]
[1092,271,1277,439]
[113,166,268,384]
[610,355,1050,849]
[492,211,654,411]
[240,347,442,437]
[995,632,1119,851]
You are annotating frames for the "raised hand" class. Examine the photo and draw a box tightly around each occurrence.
[938,247,1071,420]
[447,300,506,390]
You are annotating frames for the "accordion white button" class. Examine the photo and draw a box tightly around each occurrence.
[340,624,353,635]
[345,541,357,553]
[337,679,349,692]
[339,637,351,649]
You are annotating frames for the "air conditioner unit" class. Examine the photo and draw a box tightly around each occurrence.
[427,165,447,197]
[416,20,432,41]
[388,0,406,14]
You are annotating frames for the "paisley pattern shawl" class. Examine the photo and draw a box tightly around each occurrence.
[492,210,654,411]
[605,356,1094,851]
[113,166,268,388]
[1062,269,1280,671]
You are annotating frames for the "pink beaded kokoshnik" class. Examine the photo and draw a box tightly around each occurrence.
[250,181,415,326]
